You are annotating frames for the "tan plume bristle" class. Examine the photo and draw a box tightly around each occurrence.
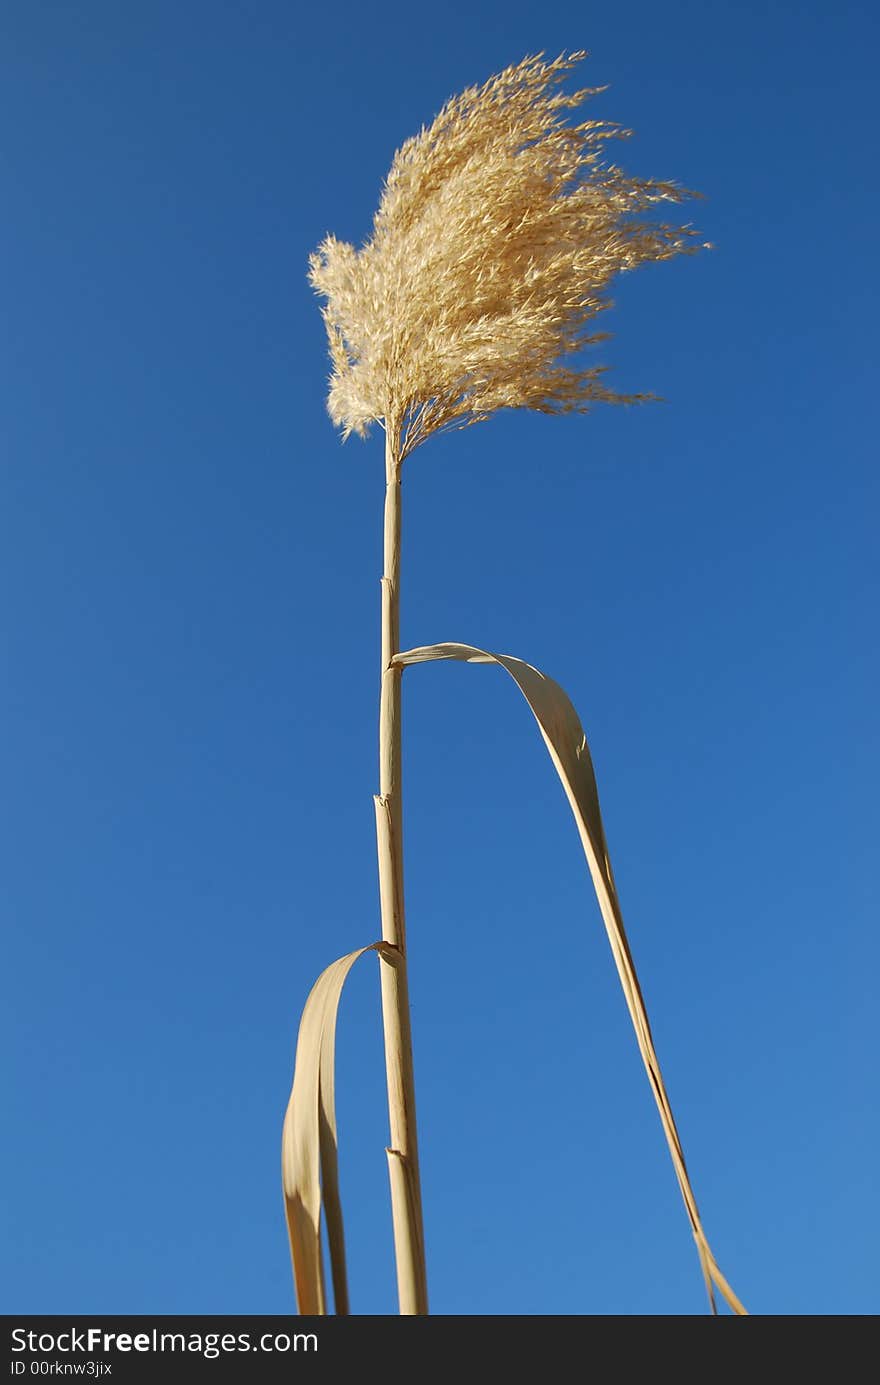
[309,52,702,460]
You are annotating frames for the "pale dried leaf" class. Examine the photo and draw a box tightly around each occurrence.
[393,641,746,1315]
[281,943,387,1315]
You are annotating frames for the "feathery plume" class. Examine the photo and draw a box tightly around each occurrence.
[309,52,703,460]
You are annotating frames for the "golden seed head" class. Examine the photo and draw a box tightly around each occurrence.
[309,52,702,460]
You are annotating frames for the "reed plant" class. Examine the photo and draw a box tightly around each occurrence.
[282,51,746,1317]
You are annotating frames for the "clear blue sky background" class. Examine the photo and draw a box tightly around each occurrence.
[2,0,876,1317]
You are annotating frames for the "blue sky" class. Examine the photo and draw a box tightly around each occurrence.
[2,0,876,1316]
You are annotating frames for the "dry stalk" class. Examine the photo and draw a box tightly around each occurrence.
[291,51,744,1316]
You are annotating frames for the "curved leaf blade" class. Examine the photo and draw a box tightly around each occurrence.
[394,641,746,1316]
[282,943,387,1314]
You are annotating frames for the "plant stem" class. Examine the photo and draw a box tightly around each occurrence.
[374,421,428,1314]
